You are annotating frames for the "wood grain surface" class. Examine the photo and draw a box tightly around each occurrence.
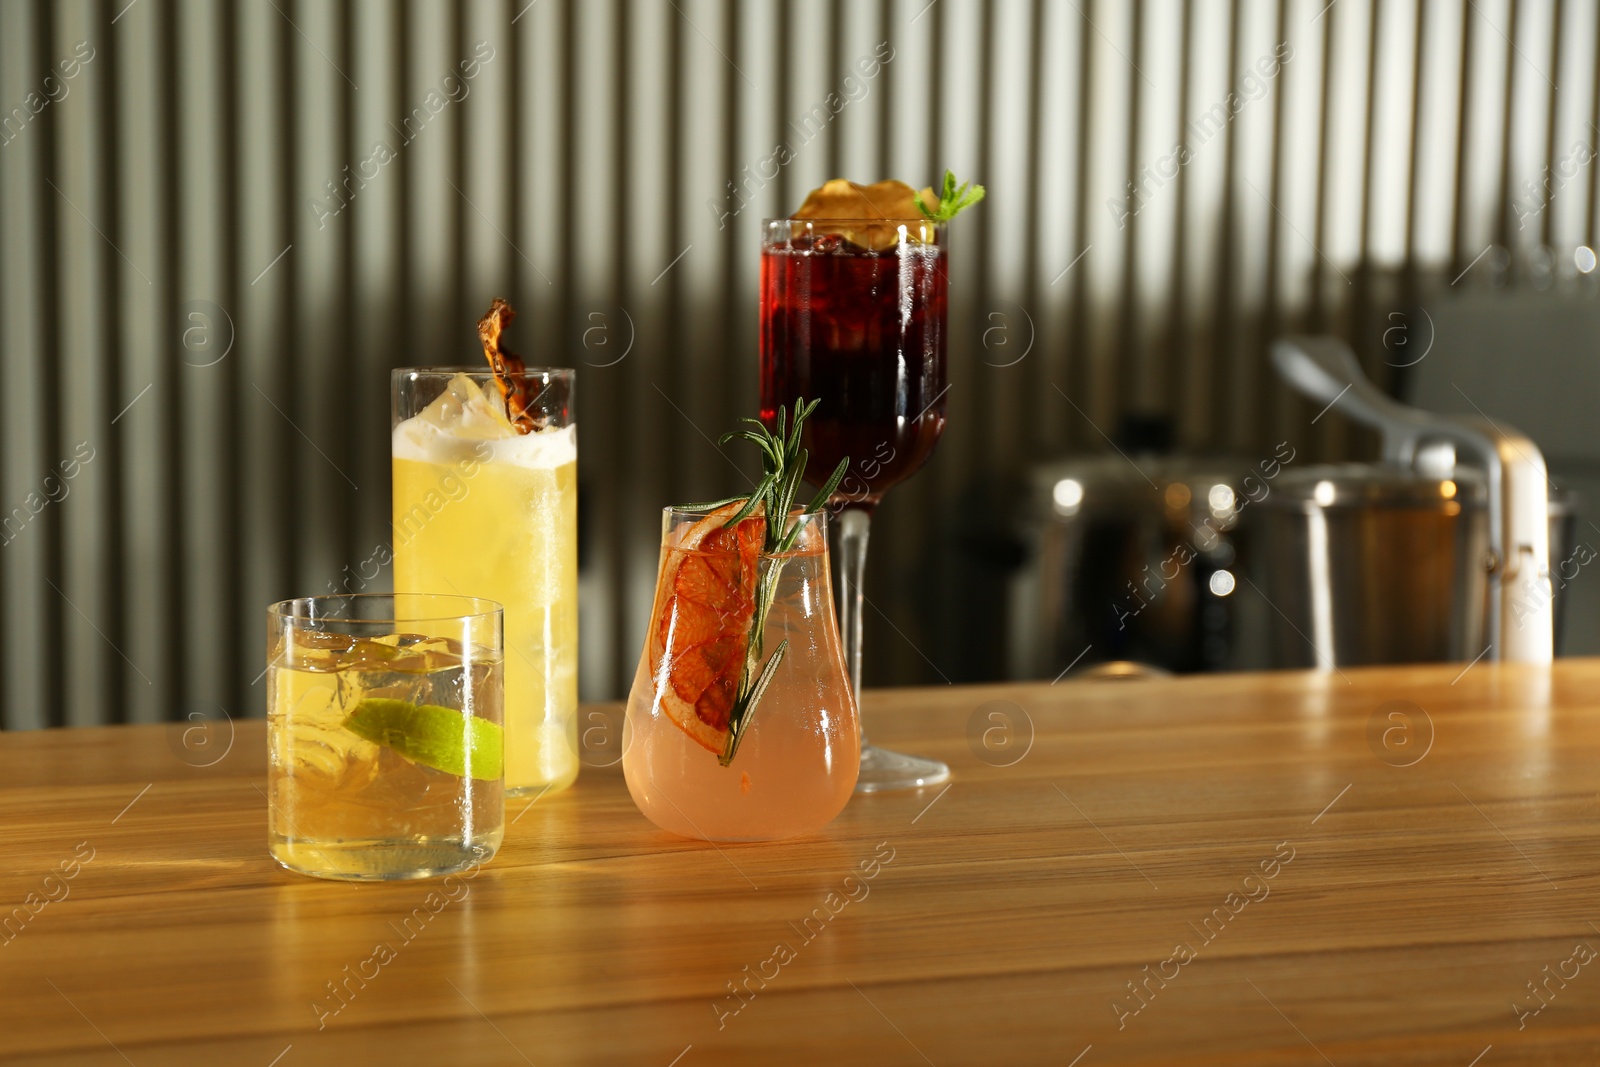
[2,662,1600,1065]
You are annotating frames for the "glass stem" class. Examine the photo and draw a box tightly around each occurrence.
[835,506,871,743]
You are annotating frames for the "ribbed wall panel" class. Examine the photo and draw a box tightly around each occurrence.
[0,0,1592,724]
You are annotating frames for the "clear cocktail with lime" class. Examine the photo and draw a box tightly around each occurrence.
[267,594,504,881]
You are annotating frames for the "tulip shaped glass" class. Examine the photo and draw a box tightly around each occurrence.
[624,507,859,841]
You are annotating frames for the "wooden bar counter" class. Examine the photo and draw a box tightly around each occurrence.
[3,662,1599,1065]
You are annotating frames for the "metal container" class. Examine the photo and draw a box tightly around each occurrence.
[1269,337,1557,665]
[1008,455,1251,679]
[1251,465,1489,667]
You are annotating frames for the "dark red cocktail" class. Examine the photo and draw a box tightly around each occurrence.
[757,214,952,795]
[759,224,948,509]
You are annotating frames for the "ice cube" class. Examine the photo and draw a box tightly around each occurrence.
[345,667,419,704]
[415,662,471,713]
[809,233,861,255]
[299,630,357,649]
[354,743,441,817]
[341,637,401,672]
[415,373,518,440]
[280,629,355,671]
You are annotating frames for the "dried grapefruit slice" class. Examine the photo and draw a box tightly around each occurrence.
[649,501,766,754]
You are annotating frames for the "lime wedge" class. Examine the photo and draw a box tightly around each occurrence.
[342,698,503,781]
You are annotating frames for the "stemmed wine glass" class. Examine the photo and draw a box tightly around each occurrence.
[758,217,950,793]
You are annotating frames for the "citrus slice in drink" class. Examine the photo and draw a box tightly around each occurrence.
[649,501,766,754]
[792,178,935,250]
[343,698,505,781]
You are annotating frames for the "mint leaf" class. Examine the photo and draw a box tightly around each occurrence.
[915,169,986,222]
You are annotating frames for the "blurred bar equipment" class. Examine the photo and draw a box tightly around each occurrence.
[1260,338,1559,667]
[1007,419,1255,680]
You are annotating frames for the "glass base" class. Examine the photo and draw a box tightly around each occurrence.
[271,838,498,881]
[854,743,951,794]
[508,778,573,799]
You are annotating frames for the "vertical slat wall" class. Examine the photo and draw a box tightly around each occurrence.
[0,0,1593,724]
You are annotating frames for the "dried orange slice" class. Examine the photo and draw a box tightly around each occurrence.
[792,178,937,250]
[649,501,766,754]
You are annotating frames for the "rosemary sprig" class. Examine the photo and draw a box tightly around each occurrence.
[678,399,847,767]
[915,169,986,222]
